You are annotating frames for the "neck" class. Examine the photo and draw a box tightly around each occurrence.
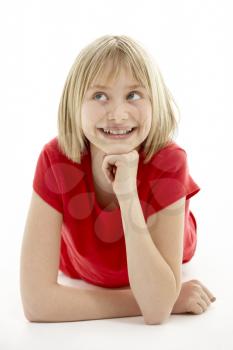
[90,144,113,193]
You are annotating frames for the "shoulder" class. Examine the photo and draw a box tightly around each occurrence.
[43,136,89,166]
[39,136,89,186]
[140,141,187,174]
[42,136,65,162]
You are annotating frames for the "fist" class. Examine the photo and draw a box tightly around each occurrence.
[101,150,139,200]
[172,279,216,315]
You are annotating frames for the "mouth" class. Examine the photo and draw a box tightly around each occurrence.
[98,127,137,139]
[97,127,137,139]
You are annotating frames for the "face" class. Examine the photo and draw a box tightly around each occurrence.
[81,61,152,156]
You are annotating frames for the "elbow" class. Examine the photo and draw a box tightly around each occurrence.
[144,317,163,325]
[143,301,175,325]
[23,308,35,323]
[21,297,43,322]
[23,305,49,323]
[21,286,55,323]
[22,283,61,322]
[22,303,45,323]
[144,286,180,325]
[144,312,170,325]
[22,304,45,323]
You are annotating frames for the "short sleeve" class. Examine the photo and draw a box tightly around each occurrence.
[32,145,64,213]
[147,146,201,215]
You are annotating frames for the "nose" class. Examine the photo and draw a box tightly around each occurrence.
[106,101,129,121]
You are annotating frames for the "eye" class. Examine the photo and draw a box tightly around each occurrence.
[93,91,141,101]
[93,92,107,101]
[127,91,141,100]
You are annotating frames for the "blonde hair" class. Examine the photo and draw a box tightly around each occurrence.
[57,35,180,164]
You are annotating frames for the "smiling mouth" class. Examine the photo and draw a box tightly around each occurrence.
[97,127,137,139]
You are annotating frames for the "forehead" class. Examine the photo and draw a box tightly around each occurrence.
[90,60,142,87]
[88,83,145,91]
[89,70,145,91]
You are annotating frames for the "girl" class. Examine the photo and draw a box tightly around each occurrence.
[20,35,216,324]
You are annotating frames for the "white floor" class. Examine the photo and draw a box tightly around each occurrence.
[1,207,232,350]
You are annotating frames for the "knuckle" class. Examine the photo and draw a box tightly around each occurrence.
[196,306,204,314]
[190,279,201,285]
[193,285,202,292]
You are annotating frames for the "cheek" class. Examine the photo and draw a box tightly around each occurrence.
[83,101,105,114]
[139,107,152,132]
[140,120,151,136]
[82,103,96,118]
[81,103,103,129]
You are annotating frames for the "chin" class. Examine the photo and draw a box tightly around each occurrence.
[105,146,139,156]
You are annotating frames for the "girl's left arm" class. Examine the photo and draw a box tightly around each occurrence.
[102,150,183,325]
[119,191,183,325]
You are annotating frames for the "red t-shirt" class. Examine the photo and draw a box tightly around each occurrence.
[33,136,201,288]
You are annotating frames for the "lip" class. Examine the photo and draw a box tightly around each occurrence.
[98,127,137,139]
[97,126,137,130]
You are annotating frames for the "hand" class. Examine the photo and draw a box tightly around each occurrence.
[172,279,216,315]
[101,150,139,200]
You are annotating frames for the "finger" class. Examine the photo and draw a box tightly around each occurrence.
[102,156,112,169]
[102,164,114,181]
[201,286,216,302]
[200,291,211,307]
[107,169,114,183]
[189,303,204,315]
[197,299,207,313]
[103,154,120,167]
[194,280,216,302]
[103,168,112,184]
[102,160,111,172]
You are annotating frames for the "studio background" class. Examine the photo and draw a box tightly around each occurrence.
[0,0,232,349]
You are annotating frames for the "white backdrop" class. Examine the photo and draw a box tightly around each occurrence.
[0,0,232,349]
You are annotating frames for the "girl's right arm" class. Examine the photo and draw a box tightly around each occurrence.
[20,190,142,323]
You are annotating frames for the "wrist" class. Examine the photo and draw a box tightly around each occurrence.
[116,188,138,206]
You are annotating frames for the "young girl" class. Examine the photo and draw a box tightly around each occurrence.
[20,34,216,324]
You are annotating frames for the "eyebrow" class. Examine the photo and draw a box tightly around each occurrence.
[88,84,146,91]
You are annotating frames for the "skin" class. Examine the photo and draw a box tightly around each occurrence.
[81,60,152,196]
[80,61,217,320]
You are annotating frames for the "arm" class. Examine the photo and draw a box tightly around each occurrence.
[20,190,142,322]
[119,192,180,325]
[20,190,178,324]
[30,280,214,322]
[28,284,142,322]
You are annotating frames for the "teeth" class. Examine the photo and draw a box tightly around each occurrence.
[103,128,133,135]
